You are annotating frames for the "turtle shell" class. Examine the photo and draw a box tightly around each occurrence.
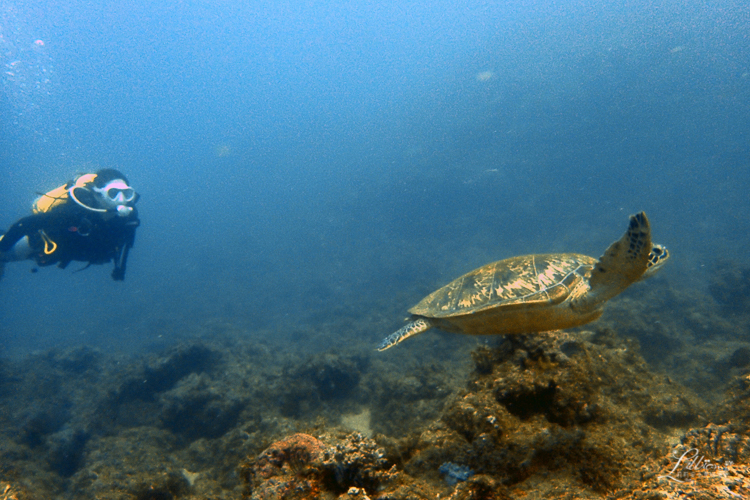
[411,253,597,320]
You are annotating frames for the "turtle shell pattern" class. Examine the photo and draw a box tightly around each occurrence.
[410,253,597,319]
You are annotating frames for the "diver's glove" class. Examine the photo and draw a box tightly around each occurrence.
[112,267,125,281]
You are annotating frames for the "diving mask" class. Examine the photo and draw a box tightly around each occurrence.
[95,180,136,204]
[92,179,138,215]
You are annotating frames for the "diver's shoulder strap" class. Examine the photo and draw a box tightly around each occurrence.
[32,173,102,214]
[33,184,70,214]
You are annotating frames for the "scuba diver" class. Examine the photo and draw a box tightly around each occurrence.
[0,168,140,281]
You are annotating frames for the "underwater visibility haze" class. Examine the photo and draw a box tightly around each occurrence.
[1,0,750,498]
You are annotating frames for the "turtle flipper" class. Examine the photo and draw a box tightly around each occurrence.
[574,212,652,312]
[377,318,433,351]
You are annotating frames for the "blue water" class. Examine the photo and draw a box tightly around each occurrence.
[1,0,749,357]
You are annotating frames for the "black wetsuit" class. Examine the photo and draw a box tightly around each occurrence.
[0,189,139,280]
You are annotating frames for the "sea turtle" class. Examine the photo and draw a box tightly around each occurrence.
[378,212,669,351]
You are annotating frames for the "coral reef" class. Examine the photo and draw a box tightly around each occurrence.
[244,433,328,500]
[322,432,393,489]
[394,329,709,497]
[619,422,750,499]
[0,280,748,499]
[242,432,396,500]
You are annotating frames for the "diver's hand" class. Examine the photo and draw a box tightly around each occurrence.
[112,267,125,281]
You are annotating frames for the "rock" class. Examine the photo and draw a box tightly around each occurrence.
[244,432,395,500]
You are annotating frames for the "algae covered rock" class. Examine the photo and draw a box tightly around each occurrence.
[242,432,395,500]
[276,353,364,418]
[397,329,708,496]
[158,372,245,440]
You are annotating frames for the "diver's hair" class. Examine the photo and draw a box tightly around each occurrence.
[93,168,129,187]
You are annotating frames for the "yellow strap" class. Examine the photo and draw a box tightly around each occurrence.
[40,230,57,255]
[32,173,99,214]
[74,173,98,188]
[33,184,69,214]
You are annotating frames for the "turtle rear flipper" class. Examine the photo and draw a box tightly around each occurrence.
[574,212,652,312]
[377,318,433,351]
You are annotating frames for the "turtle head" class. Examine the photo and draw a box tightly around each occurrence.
[641,244,669,280]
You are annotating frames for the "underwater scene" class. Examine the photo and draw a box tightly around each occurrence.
[1,0,749,499]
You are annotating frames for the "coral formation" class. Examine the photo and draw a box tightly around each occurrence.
[322,432,393,489]
[242,432,395,499]
[0,278,748,499]
[393,329,709,496]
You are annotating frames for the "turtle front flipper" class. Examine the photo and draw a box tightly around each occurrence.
[377,318,433,351]
[574,212,653,312]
